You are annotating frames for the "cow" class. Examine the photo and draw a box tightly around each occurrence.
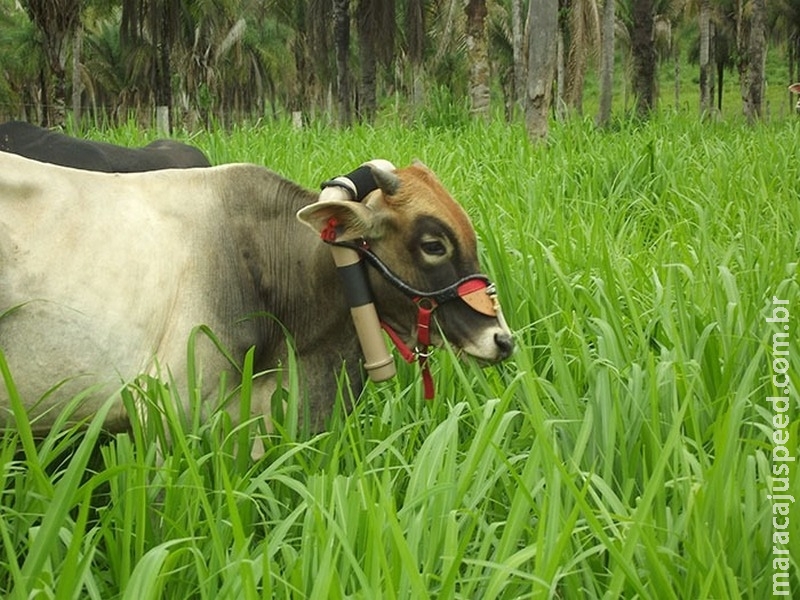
[790,83,800,113]
[0,152,514,435]
[0,120,210,172]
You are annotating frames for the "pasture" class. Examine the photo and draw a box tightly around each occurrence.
[1,113,798,598]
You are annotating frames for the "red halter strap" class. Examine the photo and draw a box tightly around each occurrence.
[380,297,437,400]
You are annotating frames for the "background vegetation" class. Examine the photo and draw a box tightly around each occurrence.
[1,0,800,132]
[1,113,798,598]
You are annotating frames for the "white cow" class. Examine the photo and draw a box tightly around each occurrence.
[0,152,513,432]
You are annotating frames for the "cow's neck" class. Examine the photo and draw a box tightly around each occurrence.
[217,169,360,372]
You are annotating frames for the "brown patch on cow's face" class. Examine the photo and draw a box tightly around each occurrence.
[385,164,477,257]
[365,164,480,290]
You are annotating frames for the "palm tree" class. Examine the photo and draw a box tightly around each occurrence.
[117,0,180,130]
[786,2,800,84]
[487,0,528,120]
[356,0,395,123]
[20,0,82,126]
[429,0,468,96]
[0,3,43,122]
[152,0,178,132]
[526,0,558,139]
[403,0,426,109]
[82,15,126,123]
[687,0,736,113]
[630,0,656,117]
[563,0,600,115]
[596,0,615,126]
[487,1,516,120]
[465,0,490,119]
[770,0,800,114]
[176,1,269,126]
[244,12,297,120]
[333,0,352,126]
[698,0,713,116]
[712,17,736,112]
[737,0,766,123]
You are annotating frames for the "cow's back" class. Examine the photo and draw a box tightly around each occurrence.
[0,152,222,425]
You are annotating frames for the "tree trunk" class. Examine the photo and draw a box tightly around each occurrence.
[356,10,377,122]
[333,0,352,126]
[790,35,796,115]
[356,1,394,124]
[357,42,377,122]
[738,0,766,123]
[511,0,524,110]
[794,30,800,85]
[465,0,490,119]
[161,3,173,132]
[406,0,426,110]
[596,0,615,127]
[525,0,558,140]
[673,40,680,108]
[156,106,170,136]
[289,3,307,115]
[435,0,459,65]
[631,0,655,118]
[564,0,592,115]
[149,0,174,134]
[38,67,48,127]
[699,0,712,117]
[709,22,716,114]
[71,22,83,125]
[50,63,68,127]
[23,0,81,127]
[556,25,566,120]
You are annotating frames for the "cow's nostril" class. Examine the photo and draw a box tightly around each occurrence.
[494,331,515,359]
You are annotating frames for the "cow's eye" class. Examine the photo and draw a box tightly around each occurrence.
[420,239,448,257]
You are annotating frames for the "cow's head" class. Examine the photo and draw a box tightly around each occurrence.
[297,162,514,366]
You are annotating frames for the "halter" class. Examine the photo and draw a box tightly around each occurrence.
[330,238,499,399]
[317,165,500,399]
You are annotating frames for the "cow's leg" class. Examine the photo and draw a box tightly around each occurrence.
[299,348,364,432]
[248,374,277,459]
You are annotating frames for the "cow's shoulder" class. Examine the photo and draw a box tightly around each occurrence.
[205,163,316,213]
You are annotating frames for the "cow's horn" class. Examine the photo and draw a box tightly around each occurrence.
[369,164,401,196]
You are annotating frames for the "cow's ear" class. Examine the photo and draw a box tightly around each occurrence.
[296,200,383,241]
[790,83,800,94]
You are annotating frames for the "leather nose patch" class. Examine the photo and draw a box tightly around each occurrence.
[457,279,498,317]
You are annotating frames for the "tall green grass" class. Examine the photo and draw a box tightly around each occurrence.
[2,114,798,598]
